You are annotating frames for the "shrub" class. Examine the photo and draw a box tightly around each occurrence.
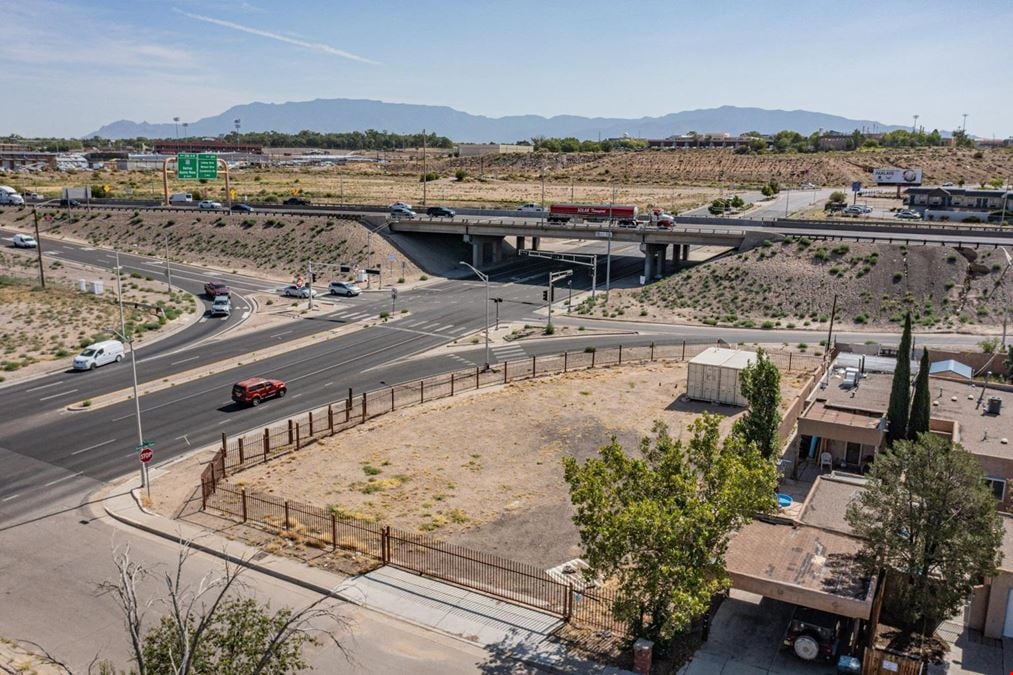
[893,272,903,282]
[455,169,468,181]
[761,320,775,330]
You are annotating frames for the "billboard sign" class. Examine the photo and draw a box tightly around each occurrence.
[872,168,922,186]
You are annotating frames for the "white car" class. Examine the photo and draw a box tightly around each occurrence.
[896,210,922,220]
[517,203,544,212]
[0,192,25,206]
[842,205,865,215]
[12,233,37,248]
[389,201,412,210]
[210,296,232,317]
[73,340,124,371]
[281,285,319,298]
[389,205,416,219]
[328,281,361,297]
[198,200,223,210]
[942,182,955,187]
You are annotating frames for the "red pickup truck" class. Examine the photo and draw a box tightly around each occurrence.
[231,377,287,406]
[204,280,231,298]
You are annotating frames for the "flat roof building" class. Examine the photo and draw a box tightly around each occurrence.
[456,143,533,157]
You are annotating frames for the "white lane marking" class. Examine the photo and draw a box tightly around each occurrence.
[45,250,60,255]
[198,317,208,323]
[241,311,250,320]
[39,388,78,402]
[26,380,66,393]
[81,247,95,251]
[270,330,292,338]
[44,472,83,487]
[1,493,20,502]
[71,438,117,455]
[170,355,200,366]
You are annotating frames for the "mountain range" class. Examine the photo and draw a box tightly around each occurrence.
[87,99,907,142]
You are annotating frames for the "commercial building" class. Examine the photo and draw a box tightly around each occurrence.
[456,143,533,157]
[647,133,761,150]
[152,140,263,155]
[905,186,1012,222]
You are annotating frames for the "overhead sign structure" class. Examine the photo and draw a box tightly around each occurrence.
[176,153,218,180]
[872,168,922,186]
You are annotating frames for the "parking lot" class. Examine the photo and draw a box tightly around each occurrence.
[680,590,836,675]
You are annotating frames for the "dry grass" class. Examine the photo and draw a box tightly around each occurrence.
[586,240,1008,331]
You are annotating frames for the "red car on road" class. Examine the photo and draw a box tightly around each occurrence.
[231,377,287,406]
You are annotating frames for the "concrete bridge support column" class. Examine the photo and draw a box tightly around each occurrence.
[516,236,525,251]
[470,235,505,268]
[492,237,504,264]
[531,237,540,251]
[643,243,668,281]
[472,238,485,268]
[681,244,690,261]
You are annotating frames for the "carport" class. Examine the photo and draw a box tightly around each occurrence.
[724,519,876,620]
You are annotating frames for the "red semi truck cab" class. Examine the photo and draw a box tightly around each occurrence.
[547,203,638,226]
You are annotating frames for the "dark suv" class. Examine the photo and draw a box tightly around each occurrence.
[426,206,455,218]
[231,377,287,406]
[204,280,231,298]
[284,197,310,206]
[782,606,846,661]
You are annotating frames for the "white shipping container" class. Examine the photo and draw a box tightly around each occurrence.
[685,347,756,407]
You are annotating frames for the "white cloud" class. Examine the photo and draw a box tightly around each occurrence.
[173,9,378,65]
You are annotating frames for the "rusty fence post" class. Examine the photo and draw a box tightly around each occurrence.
[788,352,793,371]
[531,354,536,377]
[420,380,425,403]
[451,372,455,395]
[221,432,227,457]
[591,349,596,368]
[328,404,334,433]
[681,340,685,360]
[475,366,480,389]
[391,387,395,411]
[331,513,337,551]
[241,489,247,522]
[284,501,290,530]
[263,428,270,460]
[361,392,367,422]
[295,423,301,450]
[381,525,391,564]
[619,344,623,365]
[308,411,314,436]
[238,437,245,465]
[201,480,207,510]
[503,362,508,384]
[564,351,568,372]
[287,419,294,445]
[345,398,351,423]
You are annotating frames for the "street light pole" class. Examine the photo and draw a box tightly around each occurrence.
[164,233,172,293]
[459,262,490,370]
[114,251,146,488]
[32,207,46,289]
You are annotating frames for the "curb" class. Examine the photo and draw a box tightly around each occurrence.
[100,490,593,675]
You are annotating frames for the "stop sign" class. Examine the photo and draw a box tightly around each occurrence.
[139,448,154,463]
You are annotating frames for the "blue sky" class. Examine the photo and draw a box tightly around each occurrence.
[1,0,1010,138]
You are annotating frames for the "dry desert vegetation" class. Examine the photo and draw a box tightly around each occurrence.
[0,250,194,380]
[0,208,422,284]
[225,361,809,567]
[585,240,1009,331]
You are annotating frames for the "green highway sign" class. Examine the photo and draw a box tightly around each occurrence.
[197,153,218,179]
[176,153,198,179]
[176,153,218,180]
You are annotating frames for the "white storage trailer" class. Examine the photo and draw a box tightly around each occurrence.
[686,347,757,406]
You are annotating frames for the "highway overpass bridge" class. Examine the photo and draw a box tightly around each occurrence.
[385,214,1013,280]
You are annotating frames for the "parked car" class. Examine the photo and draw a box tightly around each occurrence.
[842,205,865,215]
[857,204,873,213]
[942,181,955,187]
[782,606,846,662]
[426,206,455,218]
[231,377,287,407]
[231,203,254,213]
[198,200,223,210]
[0,192,25,206]
[210,296,232,317]
[23,192,42,201]
[800,182,818,189]
[204,280,231,298]
[169,192,192,204]
[896,210,922,220]
[284,197,310,206]
[328,280,361,297]
[389,201,412,210]
[281,284,319,298]
[12,233,37,248]
[517,203,544,212]
[73,340,124,371]
[389,205,416,219]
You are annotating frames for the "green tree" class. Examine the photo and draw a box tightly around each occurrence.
[454,169,468,181]
[828,191,847,204]
[733,349,783,458]
[563,416,775,644]
[1005,345,1013,382]
[886,313,913,444]
[846,434,1002,631]
[907,349,930,439]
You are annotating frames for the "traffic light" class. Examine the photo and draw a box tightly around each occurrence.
[311,272,318,282]
[542,290,548,301]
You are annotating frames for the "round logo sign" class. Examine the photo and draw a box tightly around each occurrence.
[903,169,918,183]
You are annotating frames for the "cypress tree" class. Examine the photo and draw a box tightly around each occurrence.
[908,348,931,439]
[886,313,913,445]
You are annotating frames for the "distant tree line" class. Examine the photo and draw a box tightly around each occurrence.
[529,136,647,153]
[735,127,968,155]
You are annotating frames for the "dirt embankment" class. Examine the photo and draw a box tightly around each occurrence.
[585,241,1009,331]
[0,208,422,283]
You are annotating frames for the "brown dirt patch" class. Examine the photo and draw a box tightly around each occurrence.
[582,240,1008,332]
[221,361,808,568]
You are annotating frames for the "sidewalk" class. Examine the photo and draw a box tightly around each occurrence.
[103,487,632,674]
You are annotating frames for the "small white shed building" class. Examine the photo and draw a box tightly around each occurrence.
[686,347,757,406]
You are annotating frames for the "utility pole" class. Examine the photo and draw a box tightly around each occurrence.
[164,233,172,293]
[567,280,573,313]
[307,261,314,310]
[825,293,838,361]
[114,250,146,489]
[422,128,427,207]
[32,207,46,289]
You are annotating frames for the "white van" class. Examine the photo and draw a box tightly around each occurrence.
[73,340,125,371]
[0,191,24,206]
[169,192,193,204]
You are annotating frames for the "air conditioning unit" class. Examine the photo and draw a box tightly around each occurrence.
[986,397,1002,415]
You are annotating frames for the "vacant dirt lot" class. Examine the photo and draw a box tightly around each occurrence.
[226,361,809,567]
[585,240,1009,332]
[0,208,421,283]
[0,249,195,381]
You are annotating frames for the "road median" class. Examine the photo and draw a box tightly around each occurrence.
[67,311,410,412]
